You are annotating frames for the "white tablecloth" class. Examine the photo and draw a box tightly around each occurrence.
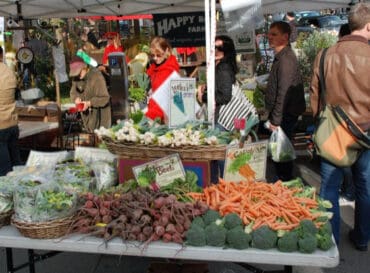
[0,226,339,268]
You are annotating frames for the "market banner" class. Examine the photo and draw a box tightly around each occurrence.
[153,12,205,47]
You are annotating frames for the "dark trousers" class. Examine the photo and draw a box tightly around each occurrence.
[0,125,21,176]
[274,114,299,181]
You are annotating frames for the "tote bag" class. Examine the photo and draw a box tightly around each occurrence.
[313,48,370,167]
[218,84,256,131]
[313,105,369,167]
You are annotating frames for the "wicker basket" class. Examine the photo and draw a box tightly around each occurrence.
[11,215,74,239]
[103,137,227,160]
[0,211,12,228]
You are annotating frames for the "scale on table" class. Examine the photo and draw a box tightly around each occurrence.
[108,52,130,123]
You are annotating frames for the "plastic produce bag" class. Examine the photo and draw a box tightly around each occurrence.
[0,176,16,214]
[74,147,118,192]
[269,127,296,162]
[54,161,95,194]
[13,179,77,222]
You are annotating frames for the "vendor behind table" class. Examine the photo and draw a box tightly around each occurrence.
[69,56,111,133]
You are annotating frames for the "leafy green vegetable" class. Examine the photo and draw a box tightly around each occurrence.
[137,166,156,187]
[160,171,201,202]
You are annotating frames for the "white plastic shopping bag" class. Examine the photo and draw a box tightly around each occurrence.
[268,127,296,162]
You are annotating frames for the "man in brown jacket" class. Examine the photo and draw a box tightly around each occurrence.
[310,2,370,250]
[0,46,21,176]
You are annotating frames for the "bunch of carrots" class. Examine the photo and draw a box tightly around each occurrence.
[187,178,321,232]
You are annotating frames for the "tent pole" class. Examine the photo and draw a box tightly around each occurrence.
[205,0,216,128]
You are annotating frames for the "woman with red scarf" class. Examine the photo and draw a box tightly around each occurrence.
[145,36,180,123]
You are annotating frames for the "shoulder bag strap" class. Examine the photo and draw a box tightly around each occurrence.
[318,48,328,110]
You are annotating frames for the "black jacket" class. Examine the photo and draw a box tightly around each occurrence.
[202,60,235,122]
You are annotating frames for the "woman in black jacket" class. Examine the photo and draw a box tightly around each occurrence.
[197,35,238,183]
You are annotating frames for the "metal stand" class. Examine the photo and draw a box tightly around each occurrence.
[6,248,60,273]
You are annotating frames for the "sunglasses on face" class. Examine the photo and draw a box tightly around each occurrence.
[215,45,223,51]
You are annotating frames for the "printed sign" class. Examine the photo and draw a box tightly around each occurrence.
[132,154,186,187]
[224,140,268,182]
[169,78,196,128]
[153,12,205,47]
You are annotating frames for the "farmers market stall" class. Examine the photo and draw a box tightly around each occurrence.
[0,225,339,273]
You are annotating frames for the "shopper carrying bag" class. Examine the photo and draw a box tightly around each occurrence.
[313,48,370,167]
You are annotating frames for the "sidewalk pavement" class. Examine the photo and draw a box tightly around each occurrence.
[1,156,369,273]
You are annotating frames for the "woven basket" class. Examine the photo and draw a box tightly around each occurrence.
[0,211,12,228]
[103,137,227,160]
[11,215,74,239]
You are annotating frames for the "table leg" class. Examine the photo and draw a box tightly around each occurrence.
[6,248,14,273]
[28,249,36,273]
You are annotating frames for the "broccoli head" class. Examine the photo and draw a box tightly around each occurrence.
[191,216,206,229]
[316,233,334,251]
[185,224,206,247]
[226,226,251,250]
[205,222,227,247]
[282,177,304,188]
[297,219,318,237]
[318,221,333,237]
[224,213,243,230]
[277,231,299,252]
[251,225,277,250]
[202,209,222,226]
[298,233,318,253]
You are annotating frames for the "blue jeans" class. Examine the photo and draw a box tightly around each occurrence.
[0,125,21,176]
[320,149,370,245]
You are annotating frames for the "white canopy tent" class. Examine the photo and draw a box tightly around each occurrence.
[0,0,356,124]
[0,0,355,19]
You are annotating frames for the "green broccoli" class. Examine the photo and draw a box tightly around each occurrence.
[277,231,299,252]
[224,213,243,230]
[226,226,251,250]
[297,219,318,237]
[316,197,333,210]
[316,233,334,251]
[202,209,222,226]
[191,216,206,229]
[251,225,278,250]
[318,221,333,237]
[294,186,316,199]
[282,177,304,188]
[298,233,318,253]
[311,209,334,222]
[185,225,206,247]
[205,222,227,247]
